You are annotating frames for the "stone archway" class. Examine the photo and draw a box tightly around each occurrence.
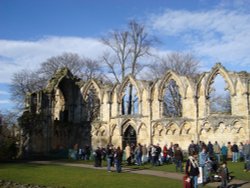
[122,125,137,149]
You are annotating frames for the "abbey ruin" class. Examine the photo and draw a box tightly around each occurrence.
[22,63,250,154]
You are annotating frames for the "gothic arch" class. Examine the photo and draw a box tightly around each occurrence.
[81,79,102,102]
[180,122,192,134]
[92,124,107,136]
[121,119,137,135]
[152,123,164,136]
[118,75,142,103]
[138,123,147,136]
[158,71,186,100]
[165,122,180,135]
[205,63,236,97]
[149,78,160,100]
[232,120,245,133]
[235,77,247,95]
[109,83,119,104]
[110,124,118,136]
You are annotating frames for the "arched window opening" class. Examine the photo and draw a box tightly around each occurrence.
[122,125,136,149]
[209,74,231,114]
[163,79,182,117]
[122,83,139,115]
[84,85,100,121]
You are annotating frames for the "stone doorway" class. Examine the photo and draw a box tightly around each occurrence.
[122,125,137,149]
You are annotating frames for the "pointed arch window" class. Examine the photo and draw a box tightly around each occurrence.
[121,83,139,115]
[208,74,231,114]
[163,79,182,117]
[84,85,100,121]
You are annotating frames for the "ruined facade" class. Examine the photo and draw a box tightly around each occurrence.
[24,63,250,154]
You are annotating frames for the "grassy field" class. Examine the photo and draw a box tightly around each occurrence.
[0,160,248,188]
[0,163,183,188]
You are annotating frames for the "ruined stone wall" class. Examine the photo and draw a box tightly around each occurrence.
[28,64,250,153]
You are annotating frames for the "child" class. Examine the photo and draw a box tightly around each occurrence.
[218,161,229,188]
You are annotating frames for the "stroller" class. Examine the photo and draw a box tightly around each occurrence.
[206,155,221,182]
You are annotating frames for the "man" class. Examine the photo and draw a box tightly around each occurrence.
[199,147,210,184]
[231,142,239,162]
[188,140,196,155]
[174,144,183,172]
[106,144,114,172]
[213,141,221,163]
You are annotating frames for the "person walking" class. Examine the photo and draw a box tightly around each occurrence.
[114,146,123,173]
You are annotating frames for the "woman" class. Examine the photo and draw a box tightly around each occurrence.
[185,152,200,188]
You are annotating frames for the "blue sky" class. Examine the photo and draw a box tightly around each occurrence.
[0,0,250,111]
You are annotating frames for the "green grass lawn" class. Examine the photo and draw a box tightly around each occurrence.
[0,160,248,188]
[0,163,183,188]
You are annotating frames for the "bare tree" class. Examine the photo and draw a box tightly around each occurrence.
[80,57,103,81]
[38,52,102,80]
[147,52,200,79]
[38,52,83,78]
[101,20,156,114]
[101,20,156,83]
[145,52,200,117]
[0,110,19,127]
[10,70,45,110]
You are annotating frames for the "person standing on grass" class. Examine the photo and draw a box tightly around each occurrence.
[231,142,239,162]
[199,147,210,184]
[239,142,244,161]
[227,142,232,161]
[114,146,123,173]
[174,144,183,172]
[106,144,114,172]
[221,144,228,162]
[213,141,221,163]
[185,151,200,188]
[142,144,148,164]
[162,144,168,164]
[135,143,142,166]
[125,143,131,165]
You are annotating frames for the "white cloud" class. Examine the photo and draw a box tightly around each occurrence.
[0,36,107,83]
[0,100,10,104]
[149,9,250,69]
[0,90,9,95]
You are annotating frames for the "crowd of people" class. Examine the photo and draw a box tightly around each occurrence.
[73,140,250,187]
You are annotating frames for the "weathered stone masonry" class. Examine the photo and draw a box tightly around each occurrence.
[25,63,250,153]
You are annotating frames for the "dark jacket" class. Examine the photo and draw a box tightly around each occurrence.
[174,148,183,161]
[185,157,200,176]
[231,144,239,152]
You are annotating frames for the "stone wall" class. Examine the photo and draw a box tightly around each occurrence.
[25,63,250,153]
